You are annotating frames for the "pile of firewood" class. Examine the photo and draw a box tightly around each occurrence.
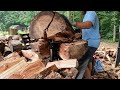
[0,51,79,79]
[0,11,88,79]
[92,47,119,79]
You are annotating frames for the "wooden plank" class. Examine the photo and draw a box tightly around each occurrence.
[46,59,79,69]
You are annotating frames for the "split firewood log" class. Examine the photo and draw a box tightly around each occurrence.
[59,40,87,60]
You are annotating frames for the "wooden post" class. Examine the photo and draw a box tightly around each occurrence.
[115,25,120,67]
[113,25,116,42]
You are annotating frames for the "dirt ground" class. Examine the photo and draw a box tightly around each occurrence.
[98,41,118,50]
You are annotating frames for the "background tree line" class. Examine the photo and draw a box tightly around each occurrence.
[0,11,119,42]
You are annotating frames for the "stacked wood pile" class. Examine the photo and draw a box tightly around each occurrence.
[0,50,79,79]
[92,47,119,79]
[0,11,88,79]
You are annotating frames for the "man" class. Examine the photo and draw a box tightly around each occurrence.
[72,11,100,79]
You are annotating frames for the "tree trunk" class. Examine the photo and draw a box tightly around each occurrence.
[113,25,116,42]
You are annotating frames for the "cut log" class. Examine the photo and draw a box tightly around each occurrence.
[30,39,50,59]
[46,59,79,69]
[44,71,64,79]
[4,52,20,60]
[105,71,118,79]
[0,54,23,73]
[59,40,87,60]
[0,58,27,79]
[12,35,21,40]
[21,50,40,61]
[8,40,22,52]
[0,53,4,62]
[9,60,45,79]
[106,54,112,63]
[4,46,12,57]
[95,51,106,58]
[0,36,10,41]
[0,42,5,55]
[29,64,58,79]
[74,33,82,40]
[60,68,78,79]
[29,11,75,42]
[112,50,116,58]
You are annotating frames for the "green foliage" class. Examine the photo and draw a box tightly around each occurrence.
[0,11,40,31]
[96,11,120,41]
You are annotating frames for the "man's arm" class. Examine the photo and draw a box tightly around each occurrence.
[73,11,96,30]
[74,21,93,29]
